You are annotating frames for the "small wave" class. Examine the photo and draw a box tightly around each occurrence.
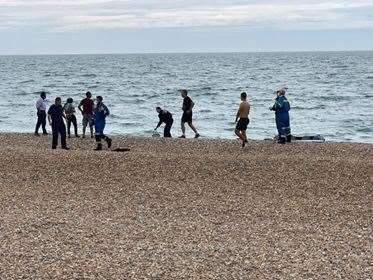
[199,109,212,113]
[356,127,372,133]
[118,122,138,127]
[367,76,373,80]
[32,91,49,95]
[20,79,35,84]
[81,73,97,78]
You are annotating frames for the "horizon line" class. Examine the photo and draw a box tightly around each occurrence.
[1,49,372,57]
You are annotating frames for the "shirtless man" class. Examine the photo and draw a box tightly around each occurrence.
[235,92,250,147]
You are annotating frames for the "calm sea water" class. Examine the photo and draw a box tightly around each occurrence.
[0,52,372,142]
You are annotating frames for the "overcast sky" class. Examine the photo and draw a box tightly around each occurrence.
[1,0,373,54]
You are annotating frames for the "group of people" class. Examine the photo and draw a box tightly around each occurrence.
[154,88,291,147]
[34,88,291,150]
[35,91,112,150]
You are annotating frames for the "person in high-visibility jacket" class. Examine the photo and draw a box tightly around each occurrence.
[270,88,291,144]
[93,96,112,150]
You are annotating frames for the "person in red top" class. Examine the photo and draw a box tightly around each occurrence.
[78,91,94,138]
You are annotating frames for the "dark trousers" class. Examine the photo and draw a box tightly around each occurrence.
[164,120,173,138]
[35,111,47,134]
[52,124,67,149]
[67,115,78,136]
[276,113,291,139]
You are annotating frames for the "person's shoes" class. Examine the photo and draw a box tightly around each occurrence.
[278,137,286,144]
[106,138,112,149]
[179,135,186,138]
[94,143,103,151]
[82,135,86,139]
[75,135,80,138]
[286,135,292,143]
[194,133,200,139]
[68,135,71,138]
[242,140,246,148]
[52,146,57,149]
[42,132,48,135]
[34,132,40,137]
[62,147,70,150]
[91,135,94,139]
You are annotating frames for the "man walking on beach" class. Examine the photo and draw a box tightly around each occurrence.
[48,97,69,150]
[179,89,200,138]
[34,91,48,136]
[93,96,112,150]
[270,88,291,144]
[235,92,250,147]
[78,91,94,138]
[154,107,173,138]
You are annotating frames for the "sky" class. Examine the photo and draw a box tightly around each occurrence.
[1,0,373,55]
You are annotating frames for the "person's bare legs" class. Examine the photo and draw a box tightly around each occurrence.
[181,121,186,137]
[242,131,247,142]
[235,129,244,141]
[188,122,198,134]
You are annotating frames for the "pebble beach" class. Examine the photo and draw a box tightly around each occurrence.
[0,133,372,279]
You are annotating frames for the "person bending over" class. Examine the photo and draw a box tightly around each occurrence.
[78,91,94,138]
[270,88,291,144]
[48,97,69,150]
[154,107,174,138]
[63,98,79,138]
[179,89,200,138]
[93,96,112,151]
[235,92,250,148]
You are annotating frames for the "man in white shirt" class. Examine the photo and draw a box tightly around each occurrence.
[34,91,48,136]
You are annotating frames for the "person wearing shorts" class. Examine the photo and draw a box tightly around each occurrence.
[78,91,94,138]
[235,92,250,147]
[179,89,200,138]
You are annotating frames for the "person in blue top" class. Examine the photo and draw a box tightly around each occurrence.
[270,88,291,144]
[93,96,112,150]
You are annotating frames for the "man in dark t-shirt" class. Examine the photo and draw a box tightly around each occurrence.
[154,107,173,137]
[48,97,69,150]
[78,91,94,138]
[179,89,200,138]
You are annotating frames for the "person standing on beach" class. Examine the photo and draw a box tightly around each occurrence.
[63,98,79,138]
[93,96,112,150]
[78,91,94,138]
[179,89,200,138]
[48,97,69,150]
[270,88,291,144]
[34,91,48,136]
[154,107,173,138]
[235,92,250,147]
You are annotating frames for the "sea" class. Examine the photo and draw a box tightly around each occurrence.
[0,51,372,143]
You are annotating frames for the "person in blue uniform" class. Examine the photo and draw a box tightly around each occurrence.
[154,107,173,137]
[270,88,291,144]
[93,96,112,150]
[47,97,69,150]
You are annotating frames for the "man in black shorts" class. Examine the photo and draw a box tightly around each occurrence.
[179,89,200,138]
[235,92,250,147]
